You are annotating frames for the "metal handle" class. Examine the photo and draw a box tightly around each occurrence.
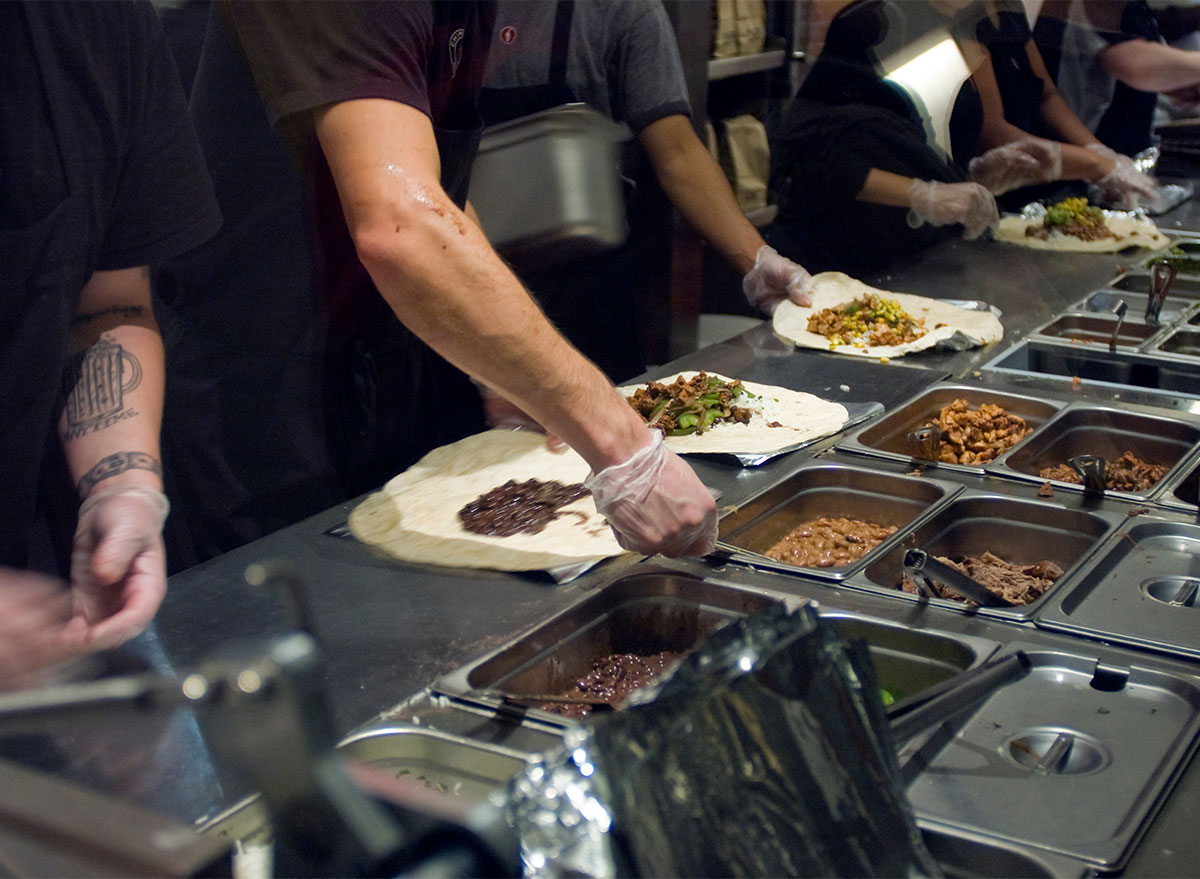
[1107,297,1127,352]
[1148,260,1177,325]
[1068,454,1107,494]
[906,425,942,462]
[902,549,1015,608]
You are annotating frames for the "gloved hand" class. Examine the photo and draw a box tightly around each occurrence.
[585,429,717,557]
[1087,143,1164,211]
[474,381,565,451]
[907,179,999,240]
[742,245,813,314]
[969,138,1063,194]
[70,484,169,649]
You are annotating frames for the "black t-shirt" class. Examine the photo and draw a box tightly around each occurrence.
[0,1,220,569]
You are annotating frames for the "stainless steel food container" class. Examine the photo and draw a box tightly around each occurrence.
[981,339,1200,403]
[1027,313,1165,349]
[836,382,1064,474]
[1070,285,1199,325]
[987,403,1200,501]
[715,462,962,579]
[1153,447,1200,512]
[1108,269,1200,297]
[907,643,1200,870]
[853,493,1123,620]
[430,569,793,725]
[468,103,629,268]
[1036,516,1200,660]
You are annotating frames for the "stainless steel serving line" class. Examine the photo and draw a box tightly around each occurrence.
[7,183,1200,876]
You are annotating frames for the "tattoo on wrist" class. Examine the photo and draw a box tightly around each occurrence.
[61,335,142,440]
[77,452,161,499]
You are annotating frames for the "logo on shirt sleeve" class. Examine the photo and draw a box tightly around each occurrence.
[449,28,464,77]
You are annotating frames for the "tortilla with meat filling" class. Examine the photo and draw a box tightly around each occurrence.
[349,430,625,572]
[994,210,1168,252]
[773,273,1004,358]
[618,371,849,456]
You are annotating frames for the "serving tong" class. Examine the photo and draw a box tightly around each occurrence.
[1068,454,1107,494]
[1148,259,1177,325]
[886,650,1031,744]
[902,548,1015,608]
[906,424,942,462]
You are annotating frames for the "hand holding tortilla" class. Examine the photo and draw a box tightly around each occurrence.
[993,197,1169,252]
[773,273,1004,358]
[349,430,625,572]
[618,371,850,456]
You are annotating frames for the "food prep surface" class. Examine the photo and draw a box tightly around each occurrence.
[13,180,1200,877]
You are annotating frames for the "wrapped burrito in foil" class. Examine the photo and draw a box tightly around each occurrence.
[505,603,940,878]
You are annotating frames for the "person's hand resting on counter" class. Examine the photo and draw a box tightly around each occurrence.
[1085,143,1164,211]
[969,138,1063,195]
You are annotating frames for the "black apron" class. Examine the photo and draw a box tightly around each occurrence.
[1,4,92,571]
[477,0,645,383]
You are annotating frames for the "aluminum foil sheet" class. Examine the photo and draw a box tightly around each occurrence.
[505,604,941,878]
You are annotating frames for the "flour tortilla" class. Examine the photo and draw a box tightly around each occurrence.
[348,429,624,572]
[772,272,1004,359]
[993,212,1169,252]
[618,371,849,455]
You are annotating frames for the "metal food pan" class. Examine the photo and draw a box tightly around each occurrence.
[200,724,527,851]
[1109,270,1200,296]
[1028,313,1163,348]
[988,404,1200,500]
[907,644,1200,870]
[715,462,962,580]
[855,494,1122,620]
[1154,449,1199,511]
[1155,327,1200,357]
[1070,287,1199,325]
[920,827,1093,879]
[1036,518,1200,660]
[836,383,1064,474]
[430,570,791,724]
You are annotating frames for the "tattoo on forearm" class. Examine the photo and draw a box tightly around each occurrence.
[77,452,162,499]
[71,304,146,326]
[61,335,143,440]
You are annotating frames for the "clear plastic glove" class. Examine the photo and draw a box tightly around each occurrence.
[907,179,999,240]
[742,245,813,315]
[968,139,1063,195]
[1087,143,1164,211]
[585,429,717,557]
[70,485,169,649]
[474,381,565,451]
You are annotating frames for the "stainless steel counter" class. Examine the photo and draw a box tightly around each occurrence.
[6,186,1200,874]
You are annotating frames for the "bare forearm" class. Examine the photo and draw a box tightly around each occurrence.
[1103,40,1200,93]
[644,120,764,275]
[856,168,916,206]
[318,102,649,469]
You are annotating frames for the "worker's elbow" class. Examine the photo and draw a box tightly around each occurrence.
[348,215,410,277]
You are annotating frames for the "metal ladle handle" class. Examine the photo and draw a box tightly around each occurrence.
[907,425,942,462]
[1106,297,1127,352]
[1148,260,1177,325]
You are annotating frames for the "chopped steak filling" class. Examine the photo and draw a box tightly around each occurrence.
[1039,450,1169,493]
[538,650,685,719]
[626,371,754,435]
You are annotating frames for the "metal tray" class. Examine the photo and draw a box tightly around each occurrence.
[430,569,793,725]
[981,339,1200,403]
[200,724,528,855]
[906,644,1200,870]
[715,462,962,580]
[988,404,1200,501]
[836,383,1064,475]
[1109,270,1200,297]
[1036,518,1200,660]
[853,493,1123,621]
[1028,313,1164,349]
[1070,288,1198,325]
[1155,327,1200,357]
[1154,449,1199,512]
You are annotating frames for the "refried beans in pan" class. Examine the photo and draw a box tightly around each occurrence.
[765,516,897,568]
[1039,450,1169,493]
